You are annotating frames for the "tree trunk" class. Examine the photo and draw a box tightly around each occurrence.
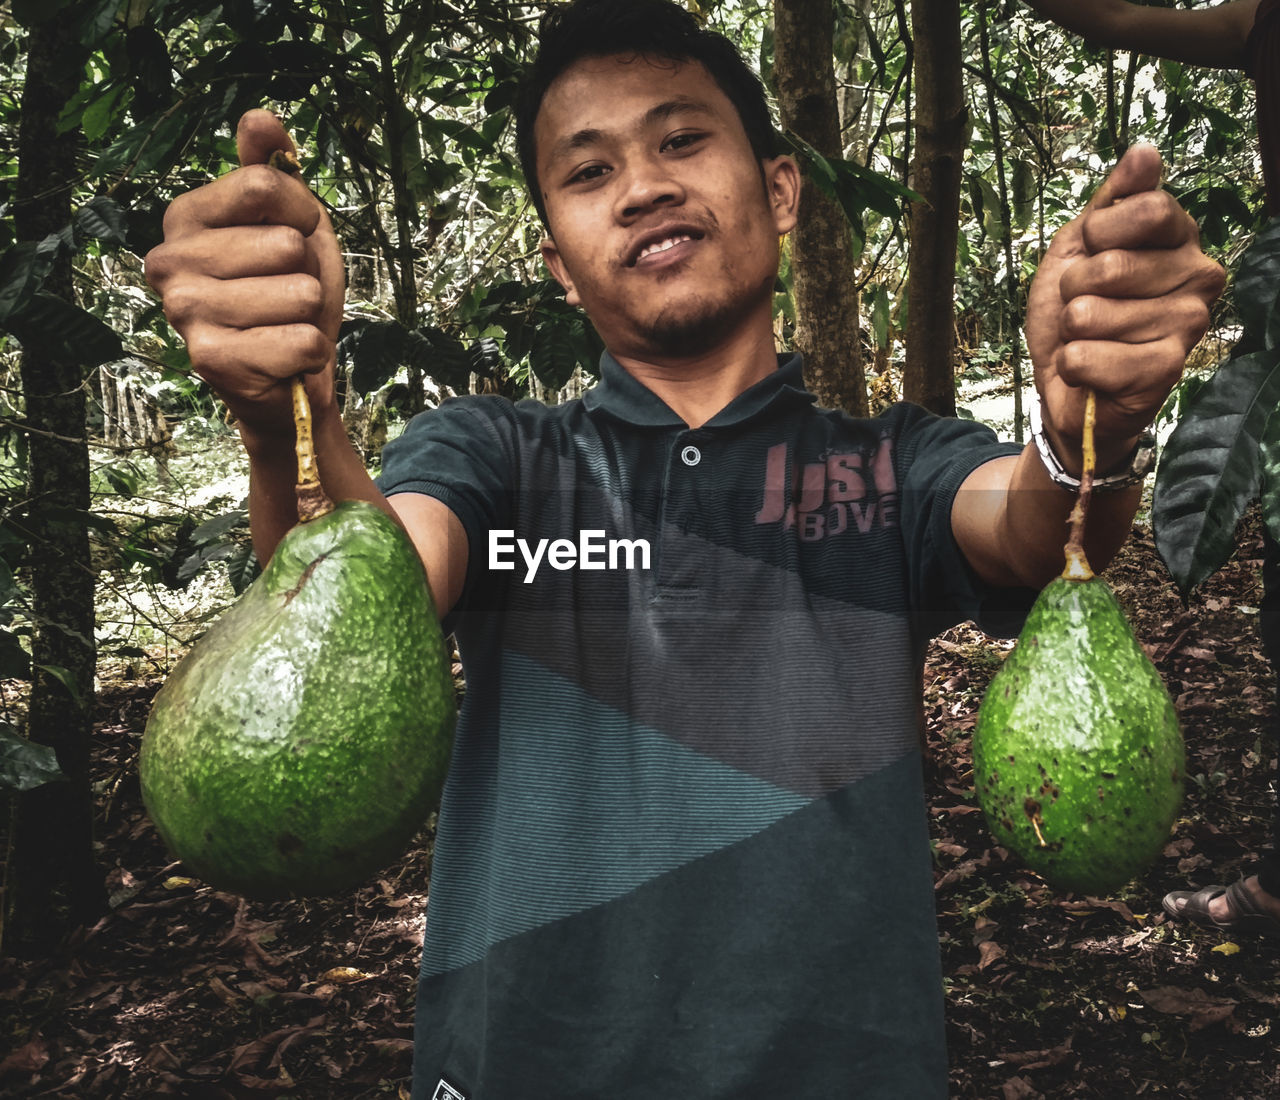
[903,0,967,416]
[773,0,868,416]
[977,0,1025,442]
[5,18,101,955]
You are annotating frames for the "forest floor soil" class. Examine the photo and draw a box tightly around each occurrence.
[2,506,1279,1098]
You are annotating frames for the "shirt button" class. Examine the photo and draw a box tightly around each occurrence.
[680,445,702,467]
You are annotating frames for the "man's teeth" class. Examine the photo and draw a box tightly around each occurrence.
[638,236,691,261]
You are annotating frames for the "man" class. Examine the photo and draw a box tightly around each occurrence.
[144,0,1224,1094]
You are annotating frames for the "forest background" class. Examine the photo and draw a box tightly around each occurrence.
[0,0,1276,1095]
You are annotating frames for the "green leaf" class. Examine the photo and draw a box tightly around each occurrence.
[418,327,472,390]
[191,508,249,545]
[0,237,63,324]
[530,318,580,390]
[1153,349,1280,596]
[10,0,78,27]
[783,132,919,231]
[176,541,239,584]
[79,82,130,144]
[469,337,502,380]
[1232,216,1280,353]
[339,320,405,395]
[226,541,260,596]
[0,725,65,793]
[869,284,891,349]
[36,663,83,705]
[97,464,139,498]
[4,292,124,369]
[0,630,30,680]
[76,196,130,248]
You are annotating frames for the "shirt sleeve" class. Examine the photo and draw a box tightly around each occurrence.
[888,403,1037,639]
[375,395,518,632]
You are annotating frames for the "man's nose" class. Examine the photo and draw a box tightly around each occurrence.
[615,156,686,222]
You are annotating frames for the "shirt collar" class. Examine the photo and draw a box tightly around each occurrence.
[581,350,815,429]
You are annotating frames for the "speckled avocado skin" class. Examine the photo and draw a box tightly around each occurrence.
[973,575,1183,895]
[139,500,456,900]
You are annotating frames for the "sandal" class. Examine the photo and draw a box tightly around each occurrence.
[1162,879,1280,939]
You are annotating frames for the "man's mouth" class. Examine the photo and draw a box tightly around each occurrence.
[627,228,705,267]
[638,235,692,261]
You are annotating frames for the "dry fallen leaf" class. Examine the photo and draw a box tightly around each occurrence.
[1139,985,1238,1031]
[319,966,371,984]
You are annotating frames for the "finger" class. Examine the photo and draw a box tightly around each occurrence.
[1058,242,1221,302]
[162,273,325,333]
[147,224,315,287]
[1085,143,1163,214]
[1055,334,1189,406]
[1061,293,1211,347]
[236,109,296,168]
[184,320,334,385]
[162,164,321,239]
[1080,189,1198,254]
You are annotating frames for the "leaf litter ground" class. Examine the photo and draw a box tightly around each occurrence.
[3,516,1280,1098]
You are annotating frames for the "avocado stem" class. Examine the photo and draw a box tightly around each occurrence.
[292,376,335,522]
[267,149,336,525]
[1061,388,1096,582]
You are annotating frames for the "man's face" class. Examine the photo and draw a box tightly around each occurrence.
[535,54,799,362]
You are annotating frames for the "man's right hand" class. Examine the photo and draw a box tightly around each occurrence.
[144,110,346,447]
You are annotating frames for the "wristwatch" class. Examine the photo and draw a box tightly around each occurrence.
[1028,396,1157,492]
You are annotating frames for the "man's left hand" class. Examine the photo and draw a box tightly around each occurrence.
[1024,144,1226,475]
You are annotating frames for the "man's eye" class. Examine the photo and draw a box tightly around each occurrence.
[569,164,609,184]
[663,132,705,152]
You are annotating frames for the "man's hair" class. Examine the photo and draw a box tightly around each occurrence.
[514,0,779,227]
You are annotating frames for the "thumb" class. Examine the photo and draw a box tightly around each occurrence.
[235,109,297,168]
[1086,143,1163,213]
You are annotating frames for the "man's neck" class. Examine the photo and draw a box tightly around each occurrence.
[608,327,781,428]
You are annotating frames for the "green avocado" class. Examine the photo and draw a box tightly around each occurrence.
[140,499,456,900]
[972,575,1183,895]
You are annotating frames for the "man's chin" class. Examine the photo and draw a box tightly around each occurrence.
[643,304,737,358]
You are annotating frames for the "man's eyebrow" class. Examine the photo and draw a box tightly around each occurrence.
[547,97,717,163]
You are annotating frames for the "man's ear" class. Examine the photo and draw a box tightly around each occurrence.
[764,155,801,236]
[541,236,581,307]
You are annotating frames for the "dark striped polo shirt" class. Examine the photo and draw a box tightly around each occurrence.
[379,352,1030,1100]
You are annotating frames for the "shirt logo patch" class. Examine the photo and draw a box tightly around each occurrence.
[754,437,899,541]
[433,1079,467,1100]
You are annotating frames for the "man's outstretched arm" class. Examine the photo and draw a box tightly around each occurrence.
[145,110,469,616]
[953,144,1226,589]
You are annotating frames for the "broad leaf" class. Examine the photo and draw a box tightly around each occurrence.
[190,508,250,546]
[36,663,83,705]
[469,337,502,380]
[1153,349,1280,596]
[76,196,130,248]
[226,541,261,596]
[0,237,63,324]
[783,132,920,231]
[0,630,30,680]
[1230,216,1280,354]
[5,291,124,370]
[339,319,402,395]
[530,318,580,391]
[417,327,472,391]
[0,725,65,793]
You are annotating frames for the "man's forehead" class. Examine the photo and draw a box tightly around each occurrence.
[535,54,730,151]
